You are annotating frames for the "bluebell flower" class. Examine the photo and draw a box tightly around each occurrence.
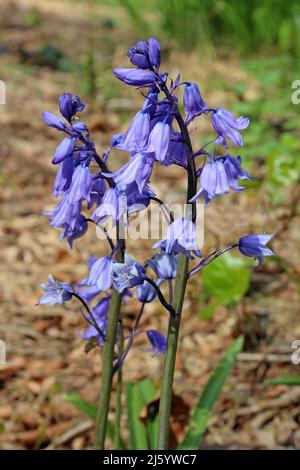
[87,175,107,209]
[87,257,115,291]
[59,93,85,123]
[42,111,66,131]
[112,255,146,293]
[147,122,171,162]
[211,108,249,148]
[50,197,82,230]
[127,38,161,71]
[184,82,208,125]
[113,68,157,87]
[38,275,73,305]
[104,153,155,193]
[52,137,75,164]
[142,89,159,117]
[72,121,87,133]
[190,153,252,204]
[153,218,201,258]
[110,133,123,148]
[53,156,74,197]
[117,111,150,153]
[128,40,152,69]
[136,280,158,303]
[76,285,100,303]
[126,182,154,215]
[60,213,88,248]
[146,330,166,355]
[92,187,126,225]
[147,252,178,279]
[148,37,161,70]
[81,296,111,347]
[163,133,187,168]
[68,164,92,204]
[239,233,274,265]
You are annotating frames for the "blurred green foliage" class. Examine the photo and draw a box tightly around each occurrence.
[118,0,300,56]
[200,253,251,319]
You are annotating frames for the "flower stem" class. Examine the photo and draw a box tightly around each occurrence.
[156,253,189,449]
[157,84,197,450]
[115,322,123,449]
[94,288,123,449]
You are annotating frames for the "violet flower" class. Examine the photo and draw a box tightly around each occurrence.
[53,156,74,197]
[113,68,157,87]
[42,112,66,131]
[190,153,252,204]
[38,275,73,305]
[104,153,155,193]
[92,187,126,225]
[117,111,150,153]
[146,330,167,355]
[184,82,208,125]
[239,233,274,265]
[147,121,171,162]
[153,218,201,258]
[87,257,115,291]
[211,108,249,148]
[112,255,146,293]
[68,165,92,204]
[128,37,161,71]
[52,137,75,164]
[147,252,178,280]
[59,93,85,123]
[136,280,158,303]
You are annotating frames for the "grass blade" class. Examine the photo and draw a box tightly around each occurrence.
[63,392,127,449]
[265,375,300,386]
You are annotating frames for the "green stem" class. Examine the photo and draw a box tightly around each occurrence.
[115,323,123,449]
[156,253,189,449]
[94,289,123,449]
[157,85,197,450]
[94,216,125,449]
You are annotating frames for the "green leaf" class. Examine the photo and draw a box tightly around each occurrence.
[125,379,157,450]
[201,253,250,318]
[267,151,300,187]
[178,335,244,450]
[63,393,97,420]
[265,375,300,386]
[63,393,127,449]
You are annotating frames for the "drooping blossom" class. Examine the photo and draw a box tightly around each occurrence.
[190,153,252,203]
[38,275,73,305]
[147,121,171,162]
[153,218,201,258]
[184,82,208,125]
[146,330,167,355]
[87,257,115,291]
[239,233,274,265]
[112,255,146,293]
[136,280,158,303]
[103,153,155,193]
[147,252,178,280]
[211,108,249,147]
